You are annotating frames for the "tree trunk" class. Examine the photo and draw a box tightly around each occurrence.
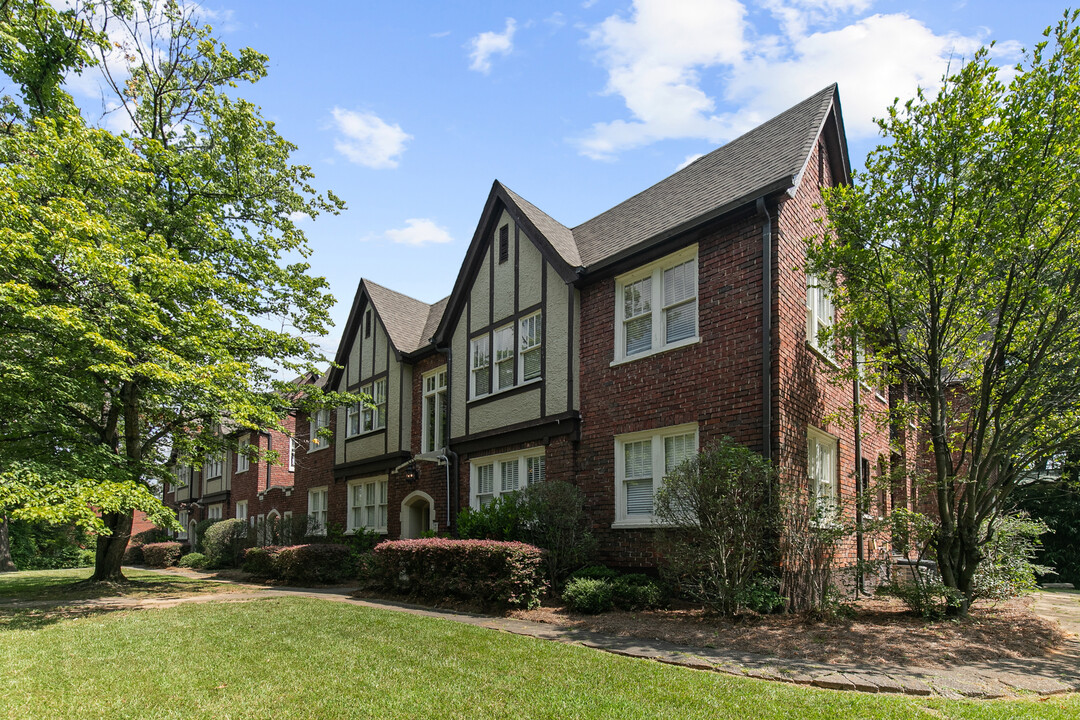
[91,510,133,581]
[0,515,16,573]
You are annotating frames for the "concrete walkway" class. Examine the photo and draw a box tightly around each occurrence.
[5,569,1078,701]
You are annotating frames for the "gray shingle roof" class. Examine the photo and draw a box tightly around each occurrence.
[420,296,449,348]
[364,279,440,355]
[501,184,582,268]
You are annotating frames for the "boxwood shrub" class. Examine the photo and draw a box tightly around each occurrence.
[365,538,546,609]
[273,544,353,585]
[563,568,668,613]
[177,552,207,569]
[141,542,184,568]
[241,546,282,577]
[202,518,250,568]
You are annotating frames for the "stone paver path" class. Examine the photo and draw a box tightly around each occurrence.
[4,570,1078,700]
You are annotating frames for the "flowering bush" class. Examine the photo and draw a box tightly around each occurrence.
[141,542,184,568]
[365,538,547,609]
[273,544,353,585]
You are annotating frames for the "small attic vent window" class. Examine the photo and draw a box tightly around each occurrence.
[498,225,509,264]
[364,309,372,338]
[817,141,825,188]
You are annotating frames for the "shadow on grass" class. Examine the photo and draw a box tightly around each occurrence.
[0,607,124,632]
[0,569,243,604]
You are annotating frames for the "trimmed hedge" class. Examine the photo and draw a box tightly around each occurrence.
[122,545,145,565]
[141,542,184,568]
[202,518,250,568]
[275,544,353,584]
[178,552,207,569]
[241,546,282,577]
[365,538,546,609]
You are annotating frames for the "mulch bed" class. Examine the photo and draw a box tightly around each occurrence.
[509,596,1069,668]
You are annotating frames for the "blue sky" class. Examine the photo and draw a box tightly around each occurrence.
[66,0,1073,357]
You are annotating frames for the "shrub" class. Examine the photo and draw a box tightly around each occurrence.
[202,518,250,568]
[193,519,217,553]
[122,545,144,565]
[366,538,546,609]
[9,519,94,571]
[570,565,622,583]
[141,542,184,568]
[563,577,614,613]
[972,514,1051,602]
[778,479,850,615]
[517,481,596,588]
[130,528,171,547]
[178,552,207,569]
[456,494,524,541]
[247,514,316,548]
[241,546,281,577]
[655,438,779,615]
[1015,480,1080,585]
[274,544,353,585]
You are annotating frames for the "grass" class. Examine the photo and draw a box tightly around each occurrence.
[0,596,1077,720]
[0,567,248,603]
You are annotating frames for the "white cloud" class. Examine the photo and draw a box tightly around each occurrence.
[468,18,517,74]
[330,109,412,169]
[576,0,1007,159]
[676,153,704,171]
[385,219,454,247]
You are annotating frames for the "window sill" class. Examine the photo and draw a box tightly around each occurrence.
[345,427,386,441]
[610,336,700,368]
[468,377,542,405]
[806,340,839,369]
[611,518,659,529]
[307,444,331,454]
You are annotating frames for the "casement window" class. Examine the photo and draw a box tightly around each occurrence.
[204,453,223,479]
[235,500,248,522]
[207,504,223,521]
[470,449,545,508]
[471,335,491,398]
[494,325,515,391]
[177,465,192,486]
[236,437,250,473]
[288,438,295,471]
[519,312,542,382]
[614,246,698,363]
[309,409,330,451]
[308,487,328,535]
[178,511,189,538]
[358,378,387,433]
[422,368,448,453]
[805,273,835,357]
[348,477,388,533]
[613,424,698,527]
[807,426,839,511]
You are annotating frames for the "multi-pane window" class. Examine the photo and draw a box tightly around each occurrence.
[471,335,491,398]
[308,487,328,534]
[178,510,189,538]
[614,424,698,525]
[309,409,330,451]
[177,465,192,486]
[807,426,839,510]
[235,500,248,522]
[348,478,388,533]
[355,378,387,433]
[494,325,515,391]
[207,504,223,521]
[422,368,448,453]
[236,437,250,473]
[347,402,361,437]
[471,450,545,508]
[204,454,223,479]
[805,273,835,357]
[519,313,542,382]
[615,247,698,362]
[288,438,296,471]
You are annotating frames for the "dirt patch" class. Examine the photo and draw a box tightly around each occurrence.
[510,596,1068,668]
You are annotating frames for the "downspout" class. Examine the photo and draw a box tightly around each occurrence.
[261,431,273,494]
[756,198,773,461]
[853,330,864,598]
[438,450,457,529]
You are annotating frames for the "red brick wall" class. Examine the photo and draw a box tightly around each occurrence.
[292,409,338,528]
[397,353,452,537]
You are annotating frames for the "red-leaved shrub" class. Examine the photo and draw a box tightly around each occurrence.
[141,542,184,568]
[273,544,352,585]
[365,538,546,609]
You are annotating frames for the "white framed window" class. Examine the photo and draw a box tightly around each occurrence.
[309,409,330,451]
[207,504,223,521]
[347,402,362,437]
[422,367,448,453]
[358,378,387,433]
[235,500,248,522]
[807,426,839,510]
[614,246,698,363]
[471,334,491,398]
[613,423,698,527]
[236,437,250,473]
[178,510,189,538]
[347,477,388,534]
[494,324,515,391]
[288,438,295,471]
[470,448,545,508]
[308,487,328,535]
[519,312,542,382]
[806,272,835,358]
[177,464,192,486]
[204,453,224,479]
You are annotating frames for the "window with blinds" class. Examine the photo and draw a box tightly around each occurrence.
[614,424,699,526]
[308,488,328,534]
[494,325,515,391]
[519,312,542,381]
[615,247,698,362]
[471,450,546,509]
[471,335,490,398]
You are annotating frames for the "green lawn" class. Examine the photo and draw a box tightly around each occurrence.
[0,567,244,603]
[0,596,1076,720]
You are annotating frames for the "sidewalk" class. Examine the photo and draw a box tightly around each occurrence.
[7,569,1078,701]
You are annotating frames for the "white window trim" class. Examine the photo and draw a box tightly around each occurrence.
[178,510,189,539]
[235,500,248,522]
[493,323,516,392]
[308,409,330,453]
[207,504,223,521]
[518,311,542,383]
[236,437,250,473]
[470,334,491,399]
[421,367,448,453]
[346,476,389,534]
[353,378,387,435]
[612,245,699,366]
[469,447,546,509]
[204,453,224,480]
[307,486,328,535]
[807,425,840,512]
[612,423,699,529]
[288,438,296,471]
[806,272,836,360]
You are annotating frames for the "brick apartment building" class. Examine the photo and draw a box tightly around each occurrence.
[166,85,914,568]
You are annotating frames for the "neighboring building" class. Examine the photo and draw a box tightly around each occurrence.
[167,85,913,568]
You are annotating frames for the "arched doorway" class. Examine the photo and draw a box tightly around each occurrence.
[400,491,435,539]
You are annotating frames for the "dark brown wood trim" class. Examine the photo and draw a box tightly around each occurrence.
[465,298,471,437]
[450,412,580,456]
[344,428,386,444]
[466,379,541,408]
[567,284,575,413]
[540,260,547,414]
[332,451,411,480]
[347,369,389,393]
[398,362,404,453]
[385,335,390,455]
[489,231,495,328]
[468,302,542,337]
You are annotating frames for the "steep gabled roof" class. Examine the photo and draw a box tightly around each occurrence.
[501,184,581,268]
[363,279,438,355]
[571,84,845,267]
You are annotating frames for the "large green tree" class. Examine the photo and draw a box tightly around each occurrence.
[0,0,350,580]
[810,13,1080,614]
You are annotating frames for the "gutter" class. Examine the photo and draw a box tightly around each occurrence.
[756,197,773,461]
